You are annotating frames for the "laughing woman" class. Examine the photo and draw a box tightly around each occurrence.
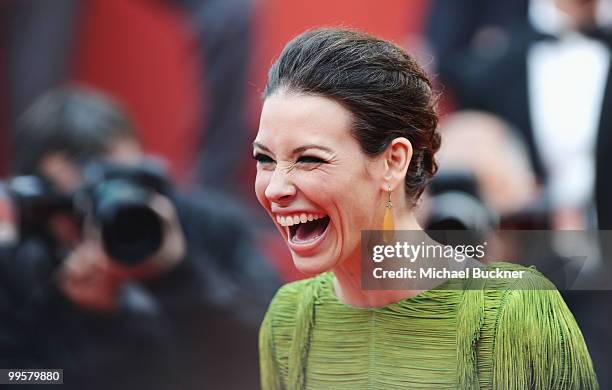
[254,28,598,389]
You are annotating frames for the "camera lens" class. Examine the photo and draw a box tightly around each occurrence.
[94,179,163,265]
[101,205,163,265]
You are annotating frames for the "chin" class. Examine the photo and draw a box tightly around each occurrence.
[291,252,338,276]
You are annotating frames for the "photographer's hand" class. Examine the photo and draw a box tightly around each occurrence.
[57,194,185,312]
[0,185,18,245]
[58,241,121,312]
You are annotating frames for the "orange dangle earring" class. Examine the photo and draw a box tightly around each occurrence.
[383,185,394,243]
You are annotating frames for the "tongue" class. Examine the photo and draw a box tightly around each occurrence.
[293,218,328,243]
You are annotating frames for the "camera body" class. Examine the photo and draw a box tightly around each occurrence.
[424,171,495,248]
[425,170,495,232]
[3,159,172,265]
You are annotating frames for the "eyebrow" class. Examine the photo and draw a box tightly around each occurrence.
[253,142,272,153]
[253,142,334,155]
[292,144,334,154]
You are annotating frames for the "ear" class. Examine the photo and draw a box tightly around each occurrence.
[381,137,413,191]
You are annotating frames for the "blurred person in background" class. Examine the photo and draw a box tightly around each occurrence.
[0,86,281,389]
[426,3,612,381]
[173,0,256,194]
[425,0,529,92]
[1,0,256,197]
[420,111,543,267]
[424,111,540,230]
[428,109,611,388]
[423,111,582,298]
[425,8,612,382]
[426,0,612,232]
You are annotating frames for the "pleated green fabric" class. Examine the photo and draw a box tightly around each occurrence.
[259,262,599,389]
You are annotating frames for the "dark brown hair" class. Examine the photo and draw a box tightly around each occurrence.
[14,86,136,175]
[264,28,441,205]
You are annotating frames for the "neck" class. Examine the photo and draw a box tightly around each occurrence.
[332,210,425,308]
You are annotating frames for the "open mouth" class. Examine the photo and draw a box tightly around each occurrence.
[289,216,330,244]
[276,214,331,245]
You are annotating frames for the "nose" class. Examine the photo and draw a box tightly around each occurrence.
[264,167,296,205]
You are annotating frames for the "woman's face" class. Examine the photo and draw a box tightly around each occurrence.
[254,92,384,275]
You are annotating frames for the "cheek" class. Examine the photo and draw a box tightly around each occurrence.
[254,171,270,208]
[293,173,335,206]
[301,165,371,211]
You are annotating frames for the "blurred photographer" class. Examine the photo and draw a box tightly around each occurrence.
[420,111,540,243]
[422,110,611,387]
[0,86,281,389]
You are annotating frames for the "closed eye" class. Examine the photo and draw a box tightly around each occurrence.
[253,153,275,164]
[297,155,326,164]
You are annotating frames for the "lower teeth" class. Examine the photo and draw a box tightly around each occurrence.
[291,217,329,243]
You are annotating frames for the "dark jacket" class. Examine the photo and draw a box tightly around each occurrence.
[0,190,281,390]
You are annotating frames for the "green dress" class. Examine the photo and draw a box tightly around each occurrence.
[259,262,598,389]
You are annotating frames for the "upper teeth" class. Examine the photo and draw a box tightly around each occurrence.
[276,213,325,227]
